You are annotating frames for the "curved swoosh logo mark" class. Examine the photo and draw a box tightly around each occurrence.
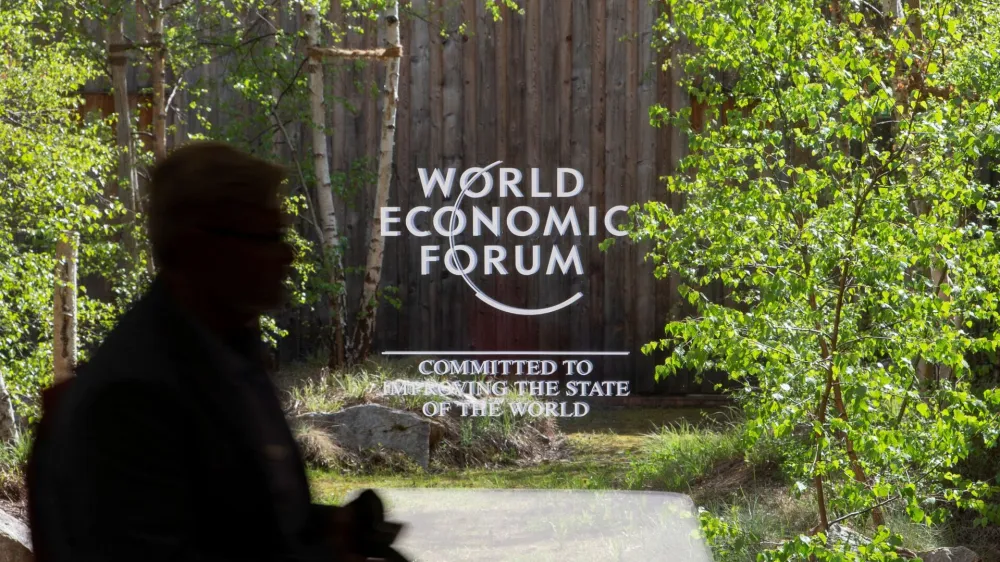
[446,161,584,316]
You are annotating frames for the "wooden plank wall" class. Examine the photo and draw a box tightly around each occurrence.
[321,0,718,394]
[75,0,718,395]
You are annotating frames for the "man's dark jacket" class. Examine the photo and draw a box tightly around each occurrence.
[27,278,338,562]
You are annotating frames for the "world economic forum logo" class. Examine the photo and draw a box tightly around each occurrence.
[380,161,629,316]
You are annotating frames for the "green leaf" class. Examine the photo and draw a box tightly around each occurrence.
[916,403,931,418]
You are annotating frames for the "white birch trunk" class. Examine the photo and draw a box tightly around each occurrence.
[54,233,79,385]
[137,0,165,275]
[881,0,903,20]
[350,3,402,363]
[108,3,140,260]
[305,7,348,368]
[0,376,18,443]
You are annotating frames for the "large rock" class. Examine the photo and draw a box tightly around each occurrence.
[916,547,981,562]
[305,404,433,468]
[378,379,483,410]
[0,509,31,562]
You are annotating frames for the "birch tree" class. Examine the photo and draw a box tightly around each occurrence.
[1,0,117,425]
[305,6,350,369]
[133,0,166,275]
[350,3,401,363]
[305,2,404,366]
[147,0,168,163]
[107,0,140,261]
[265,1,284,161]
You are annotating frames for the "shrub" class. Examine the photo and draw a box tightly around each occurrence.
[633,0,1000,555]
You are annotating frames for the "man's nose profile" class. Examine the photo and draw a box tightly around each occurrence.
[26,141,399,562]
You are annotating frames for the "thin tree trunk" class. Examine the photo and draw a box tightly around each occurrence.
[806,220,885,529]
[907,0,953,382]
[108,2,140,261]
[137,0,165,275]
[881,0,903,19]
[894,0,950,383]
[832,382,886,526]
[267,1,284,161]
[305,7,348,369]
[350,3,401,364]
[54,232,79,384]
[0,375,18,443]
[151,0,167,163]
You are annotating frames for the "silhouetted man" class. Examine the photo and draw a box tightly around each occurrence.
[28,142,393,561]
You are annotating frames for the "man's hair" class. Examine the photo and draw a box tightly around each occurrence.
[148,141,287,266]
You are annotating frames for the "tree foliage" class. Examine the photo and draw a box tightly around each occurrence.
[0,0,125,421]
[635,0,1000,557]
[1,0,516,422]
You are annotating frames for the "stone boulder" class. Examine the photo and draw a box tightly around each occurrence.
[0,509,32,562]
[915,547,981,562]
[304,404,434,468]
[378,379,483,411]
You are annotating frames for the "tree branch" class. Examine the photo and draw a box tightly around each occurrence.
[271,111,324,244]
[828,493,900,527]
[308,45,402,61]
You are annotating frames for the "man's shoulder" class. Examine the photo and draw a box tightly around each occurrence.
[28,291,195,554]
[87,292,161,364]
[80,281,189,383]
[66,287,191,417]
[34,289,189,471]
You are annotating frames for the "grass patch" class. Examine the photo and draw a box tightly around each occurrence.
[308,407,745,503]
[698,488,816,561]
[282,360,434,414]
[701,490,960,561]
[252,360,990,558]
[0,430,31,503]
[623,420,742,492]
[280,359,564,471]
[303,402,976,560]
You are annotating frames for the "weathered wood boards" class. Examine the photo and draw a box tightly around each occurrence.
[315,0,723,394]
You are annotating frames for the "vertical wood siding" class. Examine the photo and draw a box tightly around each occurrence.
[319,1,715,394]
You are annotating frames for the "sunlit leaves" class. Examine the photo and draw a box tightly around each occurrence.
[640,0,1000,557]
[1,1,120,423]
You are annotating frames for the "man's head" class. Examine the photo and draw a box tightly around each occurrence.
[149,141,294,317]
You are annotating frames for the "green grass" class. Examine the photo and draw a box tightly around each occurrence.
[308,407,733,503]
[698,489,956,560]
[623,421,742,492]
[0,430,32,502]
[305,403,976,560]
[282,365,975,558]
[283,360,437,414]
